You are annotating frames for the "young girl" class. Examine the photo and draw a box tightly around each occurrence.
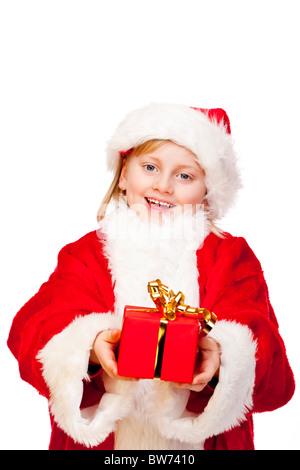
[7,103,295,450]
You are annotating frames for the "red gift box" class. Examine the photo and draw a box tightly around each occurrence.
[117,306,200,383]
[117,280,217,383]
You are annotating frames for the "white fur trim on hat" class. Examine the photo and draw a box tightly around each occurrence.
[106,103,242,219]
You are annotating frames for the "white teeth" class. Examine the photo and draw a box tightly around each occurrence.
[147,197,174,208]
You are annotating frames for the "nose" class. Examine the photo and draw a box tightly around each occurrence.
[152,173,174,194]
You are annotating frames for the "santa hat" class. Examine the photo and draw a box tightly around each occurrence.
[106,103,241,219]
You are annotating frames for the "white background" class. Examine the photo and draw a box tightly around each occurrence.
[1,0,299,450]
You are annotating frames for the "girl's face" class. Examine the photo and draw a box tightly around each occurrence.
[118,141,207,218]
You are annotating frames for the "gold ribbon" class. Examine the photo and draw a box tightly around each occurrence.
[147,279,217,379]
[154,317,168,379]
[147,279,217,334]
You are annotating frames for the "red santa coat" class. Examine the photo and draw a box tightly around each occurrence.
[7,206,295,450]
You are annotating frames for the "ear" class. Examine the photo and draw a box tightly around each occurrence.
[118,159,127,191]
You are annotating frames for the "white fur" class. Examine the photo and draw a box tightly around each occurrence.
[37,312,138,448]
[143,320,257,445]
[106,103,242,219]
[99,202,209,317]
[37,203,257,449]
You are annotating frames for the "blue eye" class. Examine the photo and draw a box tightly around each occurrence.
[145,164,156,172]
[179,173,190,180]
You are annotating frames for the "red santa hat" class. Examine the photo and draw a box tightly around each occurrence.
[106,103,241,219]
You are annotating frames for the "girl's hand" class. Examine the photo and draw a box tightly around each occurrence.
[177,336,220,392]
[89,329,121,378]
[89,329,135,381]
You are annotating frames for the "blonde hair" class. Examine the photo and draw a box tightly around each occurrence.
[97,139,224,238]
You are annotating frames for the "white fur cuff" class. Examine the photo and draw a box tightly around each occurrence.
[146,320,257,444]
[37,312,136,448]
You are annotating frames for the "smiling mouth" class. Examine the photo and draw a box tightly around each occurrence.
[145,197,176,209]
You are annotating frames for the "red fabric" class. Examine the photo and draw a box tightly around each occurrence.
[7,231,115,399]
[192,107,231,134]
[7,230,295,450]
[204,416,255,450]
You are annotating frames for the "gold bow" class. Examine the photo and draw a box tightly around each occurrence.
[147,279,217,335]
